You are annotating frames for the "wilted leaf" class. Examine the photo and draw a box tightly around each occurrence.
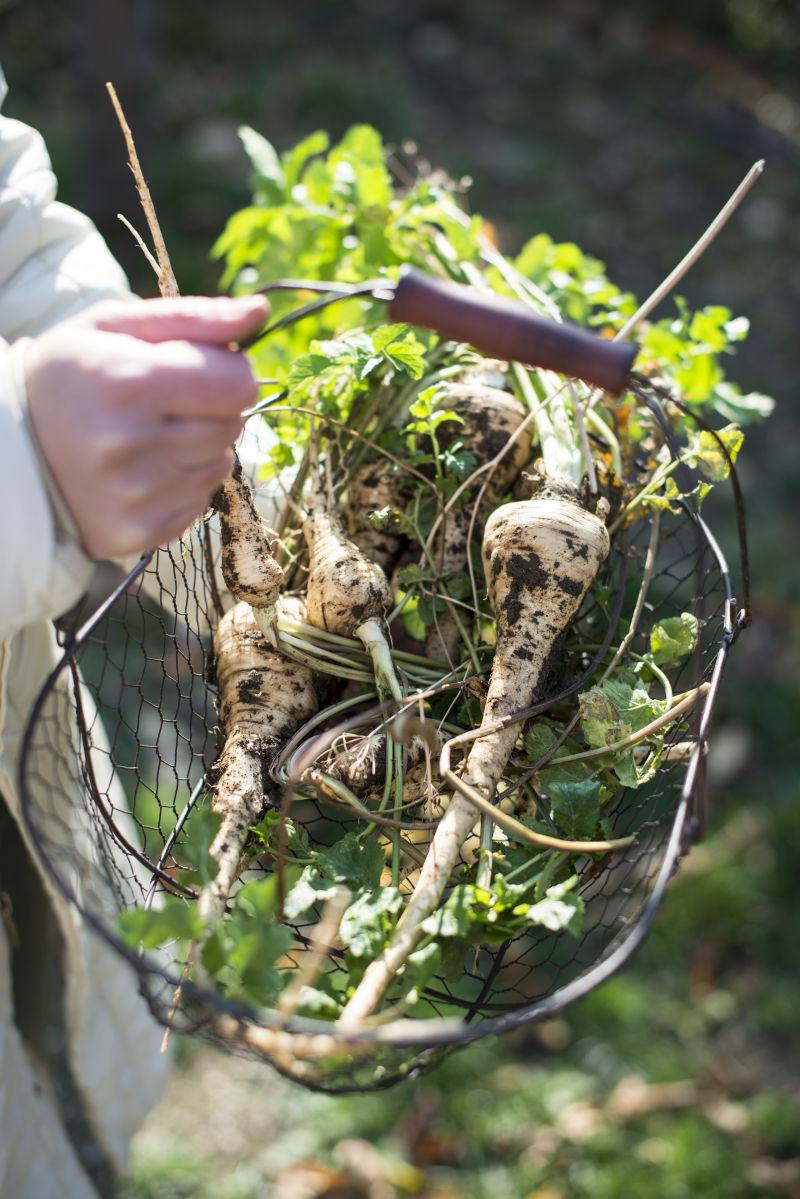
[579,687,621,748]
[686,424,744,481]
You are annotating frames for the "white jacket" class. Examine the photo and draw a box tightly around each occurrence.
[0,72,169,1197]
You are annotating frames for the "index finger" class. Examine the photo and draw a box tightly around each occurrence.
[143,339,260,420]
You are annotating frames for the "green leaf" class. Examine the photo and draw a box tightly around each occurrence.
[328,124,392,210]
[533,850,565,901]
[525,722,559,764]
[611,745,662,789]
[316,833,385,889]
[200,928,228,976]
[579,687,622,749]
[293,985,341,1020]
[403,942,442,1004]
[713,383,774,425]
[179,807,222,885]
[372,323,411,353]
[288,352,340,386]
[260,441,296,478]
[601,676,663,734]
[399,593,427,642]
[408,384,443,420]
[677,353,724,404]
[234,875,285,923]
[686,424,744,481]
[439,939,466,984]
[407,942,441,985]
[650,612,699,666]
[340,887,402,958]
[384,342,427,379]
[525,876,584,935]
[118,897,203,951]
[239,126,285,201]
[250,811,309,855]
[226,924,293,1007]
[540,769,601,840]
[441,444,477,482]
[421,885,474,938]
[688,306,733,353]
[396,562,427,587]
[281,130,330,190]
[283,867,340,921]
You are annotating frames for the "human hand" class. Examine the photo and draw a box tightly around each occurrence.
[24,294,268,559]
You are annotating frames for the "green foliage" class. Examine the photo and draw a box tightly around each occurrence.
[118,896,204,951]
[541,768,603,839]
[650,612,699,666]
[419,872,584,944]
[340,887,403,959]
[511,232,637,328]
[202,875,295,1007]
[686,423,744,481]
[176,807,222,886]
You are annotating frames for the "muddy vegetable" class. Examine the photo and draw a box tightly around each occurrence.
[339,492,609,1025]
[199,601,318,923]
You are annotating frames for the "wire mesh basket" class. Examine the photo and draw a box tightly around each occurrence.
[17,425,745,1092]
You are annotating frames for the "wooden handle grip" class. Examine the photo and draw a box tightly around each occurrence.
[389,269,637,394]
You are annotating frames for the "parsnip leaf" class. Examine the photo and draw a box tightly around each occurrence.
[525,877,584,935]
[178,807,222,885]
[118,897,203,951]
[650,613,699,666]
[317,833,385,889]
[341,888,403,959]
[686,424,744,481]
[541,769,601,840]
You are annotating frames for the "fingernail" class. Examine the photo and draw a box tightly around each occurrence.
[228,293,267,313]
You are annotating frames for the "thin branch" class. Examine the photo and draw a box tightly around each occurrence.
[106,81,179,299]
[278,887,352,1017]
[615,160,765,342]
[441,768,635,853]
[116,213,160,278]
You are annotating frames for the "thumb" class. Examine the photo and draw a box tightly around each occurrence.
[86,294,268,345]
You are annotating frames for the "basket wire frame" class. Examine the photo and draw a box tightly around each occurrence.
[17,438,746,1091]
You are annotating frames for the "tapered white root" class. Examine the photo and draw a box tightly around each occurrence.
[346,458,406,571]
[304,507,402,700]
[199,602,317,924]
[212,456,284,645]
[339,495,609,1027]
[425,383,533,663]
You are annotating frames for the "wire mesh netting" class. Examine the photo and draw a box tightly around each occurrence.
[17,447,738,1091]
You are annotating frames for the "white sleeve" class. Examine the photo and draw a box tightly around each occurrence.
[0,338,94,641]
[0,70,133,639]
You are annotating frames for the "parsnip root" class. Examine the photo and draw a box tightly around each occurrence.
[199,601,317,923]
[212,456,284,644]
[425,383,533,662]
[339,493,609,1026]
[304,506,402,701]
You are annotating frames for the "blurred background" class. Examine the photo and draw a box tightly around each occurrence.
[2,1,798,1195]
